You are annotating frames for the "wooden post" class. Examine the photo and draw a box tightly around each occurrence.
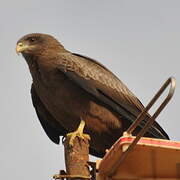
[64,135,90,179]
[53,135,91,180]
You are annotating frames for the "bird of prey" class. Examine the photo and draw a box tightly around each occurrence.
[16,33,169,157]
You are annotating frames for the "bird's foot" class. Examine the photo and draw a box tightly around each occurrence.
[67,131,90,146]
[66,119,90,146]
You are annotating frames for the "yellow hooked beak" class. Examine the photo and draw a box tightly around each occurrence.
[16,42,29,55]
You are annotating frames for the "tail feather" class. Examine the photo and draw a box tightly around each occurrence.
[139,115,169,140]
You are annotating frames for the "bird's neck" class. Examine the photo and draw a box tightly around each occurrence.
[22,53,40,76]
[22,51,60,82]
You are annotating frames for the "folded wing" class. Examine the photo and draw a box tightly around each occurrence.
[56,52,169,139]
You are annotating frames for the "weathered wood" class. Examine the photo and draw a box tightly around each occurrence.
[64,135,90,179]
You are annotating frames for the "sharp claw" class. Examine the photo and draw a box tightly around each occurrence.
[62,136,66,144]
[66,119,91,146]
[67,131,91,146]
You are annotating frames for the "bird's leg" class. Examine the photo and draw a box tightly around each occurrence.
[67,119,90,146]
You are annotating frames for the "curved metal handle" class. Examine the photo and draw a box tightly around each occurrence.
[127,76,176,135]
[109,77,176,177]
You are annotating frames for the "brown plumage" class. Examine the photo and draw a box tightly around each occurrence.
[16,33,169,157]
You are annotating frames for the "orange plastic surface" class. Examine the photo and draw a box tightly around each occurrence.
[97,136,180,180]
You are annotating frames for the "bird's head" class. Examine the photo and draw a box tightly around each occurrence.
[16,33,65,56]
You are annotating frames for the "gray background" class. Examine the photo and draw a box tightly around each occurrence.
[0,0,180,179]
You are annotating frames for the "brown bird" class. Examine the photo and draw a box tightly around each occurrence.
[16,33,169,157]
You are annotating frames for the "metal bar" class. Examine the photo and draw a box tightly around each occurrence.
[108,77,176,177]
[127,77,176,134]
[53,174,91,179]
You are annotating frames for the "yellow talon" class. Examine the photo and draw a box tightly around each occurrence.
[67,119,90,146]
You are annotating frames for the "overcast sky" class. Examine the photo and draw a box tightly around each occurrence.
[0,0,180,179]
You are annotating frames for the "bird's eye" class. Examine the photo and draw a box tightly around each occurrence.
[30,38,36,42]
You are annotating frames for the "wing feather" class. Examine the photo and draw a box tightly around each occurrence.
[31,85,67,144]
[56,52,169,139]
